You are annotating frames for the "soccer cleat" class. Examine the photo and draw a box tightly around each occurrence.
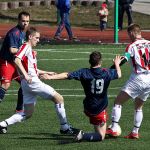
[75,130,84,141]
[124,132,139,139]
[106,128,119,137]
[0,125,7,134]
[60,125,80,135]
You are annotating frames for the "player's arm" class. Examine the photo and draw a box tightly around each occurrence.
[110,53,130,69]
[37,69,56,75]
[114,55,122,78]
[40,72,69,80]
[14,57,32,83]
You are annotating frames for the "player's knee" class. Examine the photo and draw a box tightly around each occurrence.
[1,82,11,90]
[52,92,64,104]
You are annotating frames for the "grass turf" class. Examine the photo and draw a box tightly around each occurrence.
[0,44,150,150]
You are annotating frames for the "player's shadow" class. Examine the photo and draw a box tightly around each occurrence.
[18,132,76,144]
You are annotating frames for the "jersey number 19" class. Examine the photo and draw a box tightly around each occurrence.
[91,79,104,94]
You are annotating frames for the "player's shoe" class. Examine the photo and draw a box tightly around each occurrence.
[54,36,62,40]
[124,132,139,139]
[60,125,80,135]
[69,36,79,42]
[75,130,84,142]
[0,125,7,134]
[106,128,119,137]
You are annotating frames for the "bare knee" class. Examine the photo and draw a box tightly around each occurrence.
[1,82,11,90]
[52,92,64,104]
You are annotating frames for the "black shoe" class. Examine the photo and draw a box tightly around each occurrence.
[0,125,7,134]
[60,126,80,135]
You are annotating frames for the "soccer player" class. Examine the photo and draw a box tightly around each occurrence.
[0,11,30,112]
[0,27,79,135]
[41,51,122,142]
[107,24,150,139]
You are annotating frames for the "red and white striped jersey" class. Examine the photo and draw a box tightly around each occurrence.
[125,39,150,74]
[15,43,38,77]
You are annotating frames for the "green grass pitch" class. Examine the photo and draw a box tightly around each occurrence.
[0,44,150,150]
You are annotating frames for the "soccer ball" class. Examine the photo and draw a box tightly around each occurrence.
[0,126,7,134]
[108,124,122,136]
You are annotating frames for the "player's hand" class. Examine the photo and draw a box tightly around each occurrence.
[40,73,51,80]
[25,75,32,84]
[114,55,122,65]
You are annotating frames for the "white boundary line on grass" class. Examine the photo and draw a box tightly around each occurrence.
[7,87,121,92]
[36,50,120,55]
[38,58,114,61]
[5,93,117,97]
[36,47,124,51]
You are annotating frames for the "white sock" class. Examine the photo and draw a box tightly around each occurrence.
[0,112,26,127]
[132,109,143,134]
[111,104,122,131]
[55,103,68,130]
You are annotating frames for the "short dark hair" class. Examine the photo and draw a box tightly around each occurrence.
[18,11,30,20]
[89,51,102,67]
[127,24,141,33]
[26,27,39,40]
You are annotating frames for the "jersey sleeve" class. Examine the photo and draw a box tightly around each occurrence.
[8,32,20,49]
[108,69,119,80]
[15,44,30,60]
[67,69,83,80]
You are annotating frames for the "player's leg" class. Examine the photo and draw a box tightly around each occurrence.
[76,110,107,142]
[124,98,143,139]
[0,103,34,133]
[34,80,80,135]
[15,87,23,112]
[0,60,15,102]
[14,73,23,112]
[106,91,130,136]
[0,88,36,134]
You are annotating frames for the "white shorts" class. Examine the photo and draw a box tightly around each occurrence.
[21,77,56,104]
[121,73,150,101]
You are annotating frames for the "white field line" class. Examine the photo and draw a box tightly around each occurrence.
[36,47,123,51]
[6,88,121,97]
[5,93,117,97]
[37,50,119,55]
[39,58,114,61]
[7,87,121,92]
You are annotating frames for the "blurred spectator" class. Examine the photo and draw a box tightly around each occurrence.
[118,0,134,30]
[97,2,109,31]
[54,0,76,40]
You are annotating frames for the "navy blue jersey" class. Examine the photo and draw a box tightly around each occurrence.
[0,25,25,62]
[68,67,118,115]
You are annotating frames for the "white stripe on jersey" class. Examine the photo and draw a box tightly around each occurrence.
[126,39,150,74]
[15,43,38,77]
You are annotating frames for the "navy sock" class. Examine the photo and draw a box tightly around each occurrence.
[16,87,23,111]
[0,87,6,102]
[83,133,102,141]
